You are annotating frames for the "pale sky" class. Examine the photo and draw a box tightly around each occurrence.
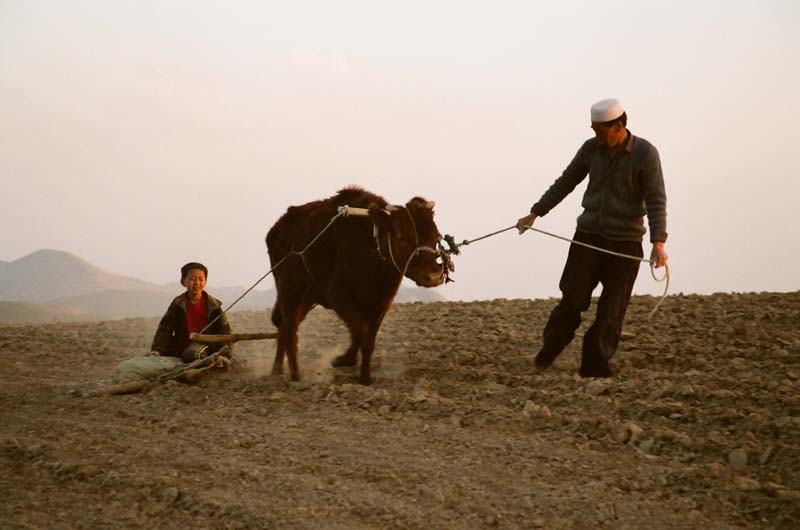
[1,0,798,301]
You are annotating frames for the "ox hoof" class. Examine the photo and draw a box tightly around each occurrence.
[270,366,283,377]
[331,354,357,368]
[357,376,373,386]
[534,351,557,371]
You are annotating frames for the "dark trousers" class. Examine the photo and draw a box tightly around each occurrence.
[536,231,643,376]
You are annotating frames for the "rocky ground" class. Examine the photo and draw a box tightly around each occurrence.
[1,292,799,529]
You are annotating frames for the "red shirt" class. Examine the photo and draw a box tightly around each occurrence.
[183,293,208,350]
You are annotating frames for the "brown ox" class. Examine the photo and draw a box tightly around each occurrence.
[266,186,446,385]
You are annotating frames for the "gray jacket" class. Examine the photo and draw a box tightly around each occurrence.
[531,132,667,242]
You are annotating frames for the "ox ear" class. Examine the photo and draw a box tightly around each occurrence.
[367,203,392,231]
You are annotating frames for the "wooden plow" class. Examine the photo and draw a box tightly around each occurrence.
[190,332,277,343]
[93,332,277,396]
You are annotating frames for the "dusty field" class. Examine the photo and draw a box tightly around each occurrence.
[1,292,799,529]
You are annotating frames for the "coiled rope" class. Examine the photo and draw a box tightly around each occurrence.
[452,224,670,317]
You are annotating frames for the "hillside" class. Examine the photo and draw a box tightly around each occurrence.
[0,301,97,324]
[0,249,166,303]
[47,290,178,320]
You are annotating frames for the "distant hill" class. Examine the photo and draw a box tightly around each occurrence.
[49,289,177,319]
[0,249,166,303]
[0,301,98,324]
[0,249,445,322]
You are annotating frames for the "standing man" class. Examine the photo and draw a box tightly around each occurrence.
[516,98,668,377]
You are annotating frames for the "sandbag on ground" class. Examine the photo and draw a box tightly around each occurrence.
[113,355,184,383]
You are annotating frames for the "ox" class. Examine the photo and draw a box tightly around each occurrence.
[266,186,446,385]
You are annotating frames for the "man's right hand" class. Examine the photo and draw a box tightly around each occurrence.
[147,350,161,357]
[516,212,537,234]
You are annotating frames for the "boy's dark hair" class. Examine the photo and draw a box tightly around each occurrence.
[181,262,208,282]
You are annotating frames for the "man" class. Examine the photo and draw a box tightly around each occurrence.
[516,98,668,377]
[149,262,233,363]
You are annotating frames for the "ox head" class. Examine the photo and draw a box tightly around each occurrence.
[367,197,447,288]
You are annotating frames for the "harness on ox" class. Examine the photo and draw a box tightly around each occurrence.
[194,203,669,344]
[190,204,453,339]
[336,205,454,282]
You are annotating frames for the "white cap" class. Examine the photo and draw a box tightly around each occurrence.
[590,98,624,123]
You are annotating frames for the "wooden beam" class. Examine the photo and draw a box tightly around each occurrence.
[343,206,370,217]
[190,332,278,343]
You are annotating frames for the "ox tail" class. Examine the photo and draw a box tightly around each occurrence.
[271,305,282,328]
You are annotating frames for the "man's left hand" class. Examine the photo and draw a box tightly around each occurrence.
[651,242,668,268]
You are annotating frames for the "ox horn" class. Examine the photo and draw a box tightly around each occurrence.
[386,204,400,212]
[424,200,435,210]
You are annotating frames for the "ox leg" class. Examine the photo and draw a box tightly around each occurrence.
[285,307,302,382]
[270,305,286,376]
[331,306,366,368]
[272,301,313,379]
[358,309,389,385]
[332,321,365,368]
[331,345,359,367]
[358,325,379,386]
[271,345,285,376]
[275,302,303,381]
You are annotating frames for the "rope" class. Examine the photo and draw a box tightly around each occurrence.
[198,209,348,334]
[454,224,670,317]
[199,205,440,335]
[197,206,669,337]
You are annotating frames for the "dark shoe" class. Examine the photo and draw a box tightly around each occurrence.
[578,358,613,378]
